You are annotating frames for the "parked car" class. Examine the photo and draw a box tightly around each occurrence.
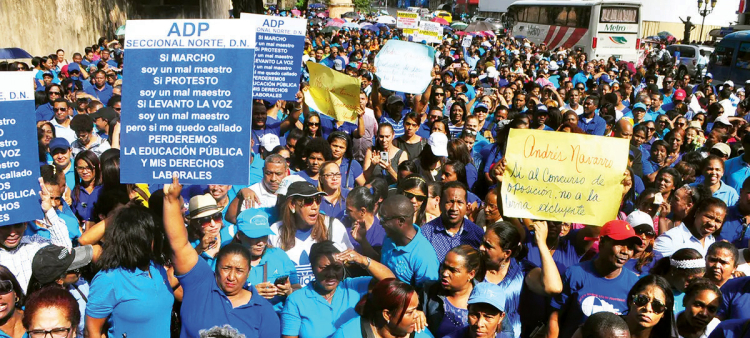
[433,10,453,24]
[666,44,714,80]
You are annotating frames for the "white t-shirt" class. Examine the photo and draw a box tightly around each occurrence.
[269,216,353,287]
[248,182,278,208]
[736,249,750,276]
[563,103,583,115]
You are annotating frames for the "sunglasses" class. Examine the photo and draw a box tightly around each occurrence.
[114,107,121,112]
[632,294,666,314]
[298,195,322,206]
[0,280,13,295]
[194,212,222,227]
[53,108,67,112]
[635,228,656,239]
[404,192,426,202]
[307,122,320,126]
[49,92,61,96]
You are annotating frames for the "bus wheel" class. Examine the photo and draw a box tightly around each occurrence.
[677,67,687,81]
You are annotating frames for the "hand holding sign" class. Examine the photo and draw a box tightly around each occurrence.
[374,40,436,94]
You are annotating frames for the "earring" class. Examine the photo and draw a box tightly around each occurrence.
[291,208,296,214]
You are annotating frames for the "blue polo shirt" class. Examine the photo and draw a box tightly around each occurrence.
[690,181,739,207]
[177,259,280,338]
[72,185,102,222]
[281,276,372,338]
[321,189,349,219]
[421,216,484,262]
[381,224,440,288]
[84,83,114,105]
[577,114,607,136]
[35,103,54,122]
[718,206,750,249]
[251,118,285,153]
[723,155,750,193]
[295,170,319,187]
[482,143,503,175]
[572,72,591,90]
[642,157,662,177]
[333,316,435,338]
[246,247,299,310]
[719,276,750,320]
[707,318,750,338]
[417,122,432,139]
[342,216,386,254]
[339,158,363,189]
[86,262,175,338]
[525,229,582,274]
[551,260,639,338]
[189,223,234,270]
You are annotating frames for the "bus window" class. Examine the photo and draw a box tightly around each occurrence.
[539,6,550,25]
[515,7,526,22]
[736,43,750,70]
[527,6,540,23]
[567,7,578,27]
[714,45,735,67]
[554,7,568,26]
[600,7,638,23]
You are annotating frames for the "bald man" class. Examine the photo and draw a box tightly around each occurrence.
[579,312,630,338]
[379,195,440,288]
[614,119,643,178]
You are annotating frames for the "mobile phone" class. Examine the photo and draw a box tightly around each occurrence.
[380,151,389,164]
[485,88,495,95]
[274,276,289,285]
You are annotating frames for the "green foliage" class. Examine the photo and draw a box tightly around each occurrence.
[353,0,370,11]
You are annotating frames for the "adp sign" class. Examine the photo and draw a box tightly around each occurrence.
[0,72,43,226]
[242,13,307,101]
[167,22,210,36]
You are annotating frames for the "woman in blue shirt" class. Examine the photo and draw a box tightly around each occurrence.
[319,161,350,220]
[642,140,670,183]
[281,241,396,338]
[0,266,26,338]
[186,193,234,269]
[333,278,433,338]
[71,150,101,228]
[162,178,280,338]
[693,155,739,207]
[343,186,385,259]
[328,132,365,189]
[85,205,174,338]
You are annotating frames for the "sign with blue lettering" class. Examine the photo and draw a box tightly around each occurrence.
[122,19,254,185]
[241,13,307,101]
[0,72,43,226]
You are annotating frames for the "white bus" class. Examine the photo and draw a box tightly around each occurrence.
[506,0,642,62]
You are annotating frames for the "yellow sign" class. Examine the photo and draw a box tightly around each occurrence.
[304,61,360,123]
[397,11,419,29]
[500,129,629,226]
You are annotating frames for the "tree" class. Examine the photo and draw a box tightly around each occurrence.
[353,0,370,11]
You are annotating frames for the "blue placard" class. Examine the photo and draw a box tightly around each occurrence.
[0,72,43,226]
[242,13,307,101]
[121,20,254,185]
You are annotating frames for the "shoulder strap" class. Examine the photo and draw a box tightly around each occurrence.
[344,159,352,189]
[328,216,335,241]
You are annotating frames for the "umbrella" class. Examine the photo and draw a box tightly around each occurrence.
[0,48,32,59]
[442,25,453,32]
[451,22,468,30]
[321,26,340,33]
[291,9,301,16]
[310,17,323,25]
[361,25,379,32]
[342,11,358,19]
[316,12,327,18]
[342,22,360,29]
[431,17,449,25]
[379,9,388,15]
[465,21,495,32]
[376,16,396,25]
[331,18,345,24]
[657,31,674,39]
[326,21,343,27]
[514,35,526,39]
[116,24,126,36]
[455,31,469,36]
[309,3,325,9]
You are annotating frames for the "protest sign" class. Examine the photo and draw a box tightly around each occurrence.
[374,40,436,94]
[304,61,360,123]
[417,20,443,43]
[397,11,419,29]
[241,13,306,101]
[462,35,473,48]
[121,19,254,185]
[500,129,629,226]
[0,72,43,226]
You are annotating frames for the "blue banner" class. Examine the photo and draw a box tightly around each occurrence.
[242,13,307,101]
[0,72,43,226]
[121,20,254,185]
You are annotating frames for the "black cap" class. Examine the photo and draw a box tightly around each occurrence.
[32,245,93,284]
[286,181,327,199]
[90,107,118,123]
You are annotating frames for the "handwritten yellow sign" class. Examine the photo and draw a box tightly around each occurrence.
[304,61,360,123]
[501,129,629,226]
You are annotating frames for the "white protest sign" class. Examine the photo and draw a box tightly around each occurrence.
[397,11,419,29]
[374,40,436,94]
[462,35,473,48]
[417,20,443,43]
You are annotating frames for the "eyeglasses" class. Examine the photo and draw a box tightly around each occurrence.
[632,294,666,314]
[404,192,426,202]
[194,212,222,227]
[48,92,61,96]
[307,122,320,126]
[323,172,341,179]
[53,108,67,112]
[75,166,92,172]
[27,327,72,338]
[463,130,478,136]
[299,195,322,206]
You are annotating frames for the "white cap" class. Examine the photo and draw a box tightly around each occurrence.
[626,210,654,229]
[712,142,731,157]
[548,61,559,71]
[276,175,307,196]
[259,133,280,152]
[715,115,732,126]
[428,132,449,157]
[725,80,735,88]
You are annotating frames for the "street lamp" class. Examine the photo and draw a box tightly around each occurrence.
[697,0,717,42]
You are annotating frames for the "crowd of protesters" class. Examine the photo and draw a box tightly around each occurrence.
[3,4,750,338]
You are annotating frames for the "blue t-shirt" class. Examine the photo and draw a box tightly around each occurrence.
[551,260,640,338]
[84,83,114,106]
[281,276,372,338]
[295,170,319,187]
[176,259,280,338]
[86,263,175,338]
[339,158,363,190]
[321,189,349,220]
[333,316,435,338]
[723,155,750,193]
[72,185,102,222]
[577,114,607,136]
[717,206,750,249]
[719,276,750,320]
[623,256,657,276]
[525,228,582,273]
[381,224,440,288]
[707,318,750,338]
[342,216,386,254]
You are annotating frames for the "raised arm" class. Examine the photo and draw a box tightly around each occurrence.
[280,95,304,134]
[162,176,199,275]
[371,76,383,121]
[38,178,72,249]
[525,221,563,296]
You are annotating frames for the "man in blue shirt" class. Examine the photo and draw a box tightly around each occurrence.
[718,275,750,320]
[84,70,113,105]
[572,62,593,91]
[250,101,300,153]
[718,177,750,249]
[646,92,666,121]
[379,194,440,288]
[421,181,484,262]
[578,96,607,136]
[549,220,641,338]
[724,137,750,193]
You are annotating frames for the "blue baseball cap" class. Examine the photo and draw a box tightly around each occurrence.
[633,103,648,112]
[49,138,70,152]
[67,63,81,74]
[535,104,549,114]
[468,282,505,313]
[236,209,274,239]
[474,103,489,112]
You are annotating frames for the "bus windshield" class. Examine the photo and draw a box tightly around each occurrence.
[600,7,638,23]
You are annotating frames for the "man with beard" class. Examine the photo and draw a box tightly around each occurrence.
[548,220,641,338]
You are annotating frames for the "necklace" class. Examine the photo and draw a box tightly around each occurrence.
[322,288,336,302]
